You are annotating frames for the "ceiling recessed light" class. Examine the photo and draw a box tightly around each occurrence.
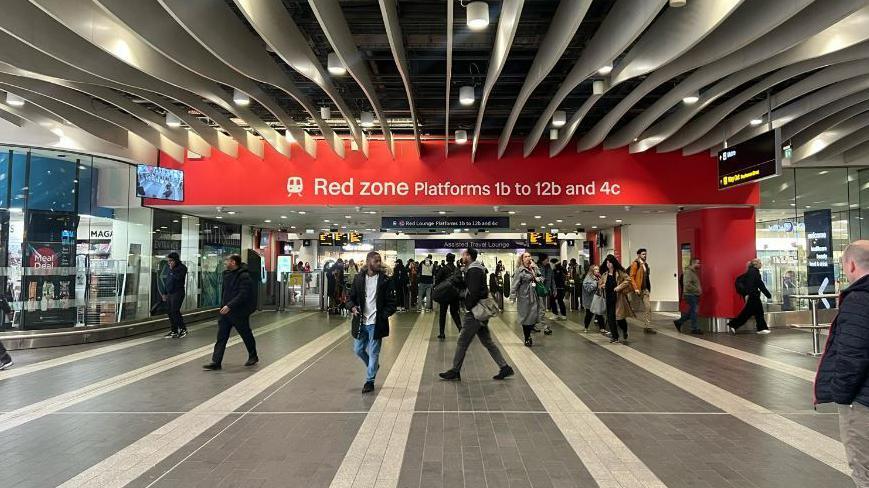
[534,215,541,219]
[264,219,271,223]
[597,64,613,75]
[438,211,446,215]
[616,219,623,223]
[575,223,582,226]
[750,118,763,126]
[556,219,563,223]
[215,216,223,219]
[344,215,351,219]
[280,215,287,219]
[520,222,527,226]
[599,215,606,219]
[298,211,306,215]
[592,225,598,229]
[818,170,829,175]
[548,222,554,226]
[290,226,296,229]
[508,211,516,215]
[323,219,331,223]
[682,93,699,105]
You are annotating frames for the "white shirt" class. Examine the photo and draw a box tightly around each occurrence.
[363,273,378,325]
[421,260,433,277]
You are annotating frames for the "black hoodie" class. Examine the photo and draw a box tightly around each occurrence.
[222,265,255,318]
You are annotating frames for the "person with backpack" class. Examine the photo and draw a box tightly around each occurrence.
[674,258,702,334]
[417,255,435,312]
[728,259,771,334]
[346,251,397,393]
[629,249,655,333]
[434,253,462,339]
[439,248,514,381]
[814,241,869,487]
[203,255,258,370]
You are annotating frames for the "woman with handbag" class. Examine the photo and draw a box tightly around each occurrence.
[582,265,606,333]
[600,255,634,344]
[511,251,544,347]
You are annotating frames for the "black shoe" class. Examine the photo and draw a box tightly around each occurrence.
[673,320,682,333]
[244,357,259,367]
[543,328,553,336]
[177,329,188,338]
[439,369,461,381]
[690,330,703,335]
[203,363,221,371]
[437,334,446,340]
[531,326,541,333]
[164,331,177,339]
[609,338,619,343]
[362,381,374,393]
[493,365,515,380]
[643,327,656,334]
[524,337,533,347]
[0,355,13,370]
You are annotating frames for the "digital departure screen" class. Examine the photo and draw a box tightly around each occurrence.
[348,232,363,244]
[318,232,335,246]
[718,128,780,190]
[527,232,559,248]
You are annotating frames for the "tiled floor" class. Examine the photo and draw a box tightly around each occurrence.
[0,308,854,488]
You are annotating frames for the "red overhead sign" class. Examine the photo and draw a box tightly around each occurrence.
[150,140,758,207]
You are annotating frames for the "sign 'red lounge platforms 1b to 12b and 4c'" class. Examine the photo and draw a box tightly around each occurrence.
[718,129,782,190]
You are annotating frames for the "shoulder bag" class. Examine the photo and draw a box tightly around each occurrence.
[471,295,500,321]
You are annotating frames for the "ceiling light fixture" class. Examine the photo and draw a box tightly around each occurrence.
[550,129,558,140]
[592,80,606,95]
[165,112,182,128]
[361,111,374,127]
[264,219,271,223]
[552,110,566,128]
[438,211,447,215]
[534,215,541,219]
[320,106,331,120]
[682,92,699,105]
[599,215,606,219]
[298,210,307,215]
[5,92,24,107]
[508,211,516,215]
[750,118,763,126]
[459,85,475,105]
[232,88,250,106]
[669,0,687,6]
[226,211,236,215]
[327,52,346,76]
[455,129,468,144]
[597,64,613,75]
[466,1,490,30]
[280,215,287,219]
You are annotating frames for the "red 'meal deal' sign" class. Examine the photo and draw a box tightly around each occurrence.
[150,140,758,207]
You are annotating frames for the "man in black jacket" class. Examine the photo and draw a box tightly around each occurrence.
[0,298,13,370]
[162,252,188,339]
[439,248,514,382]
[815,241,869,487]
[728,258,772,334]
[435,252,462,340]
[346,251,397,393]
[204,255,258,370]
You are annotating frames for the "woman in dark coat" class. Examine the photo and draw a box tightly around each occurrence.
[393,259,409,311]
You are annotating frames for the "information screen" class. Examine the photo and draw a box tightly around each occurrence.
[527,232,559,248]
[348,232,363,244]
[318,232,335,246]
[136,165,184,201]
[717,129,780,190]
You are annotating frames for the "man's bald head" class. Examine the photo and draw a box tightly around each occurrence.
[842,240,869,282]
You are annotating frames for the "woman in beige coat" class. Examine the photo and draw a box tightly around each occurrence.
[599,254,634,343]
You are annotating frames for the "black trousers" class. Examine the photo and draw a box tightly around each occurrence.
[396,284,406,309]
[211,314,258,365]
[438,300,462,335]
[584,308,605,329]
[606,295,628,340]
[730,294,768,331]
[167,292,186,333]
[0,340,9,361]
[550,288,566,316]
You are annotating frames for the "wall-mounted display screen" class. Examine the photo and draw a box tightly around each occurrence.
[718,128,781,190]
[318,232,335,246]
[136,165,184,201]
[527,232,559,248]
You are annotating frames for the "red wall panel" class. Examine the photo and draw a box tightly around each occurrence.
[676,208,756,318]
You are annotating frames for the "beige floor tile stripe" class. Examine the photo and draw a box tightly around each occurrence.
[58,320,348,488]
[490,317,667,488]
[0,313,311,435]
[330,312,432,488]
[562,319,849,476]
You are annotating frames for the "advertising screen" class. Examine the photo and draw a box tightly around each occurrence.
[136,165,184,201]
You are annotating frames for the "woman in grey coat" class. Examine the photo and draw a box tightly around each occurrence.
[511,252,542,347]
[582,264,606,333]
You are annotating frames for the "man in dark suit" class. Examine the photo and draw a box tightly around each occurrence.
[203,255,258,370]
[346,251,396,393]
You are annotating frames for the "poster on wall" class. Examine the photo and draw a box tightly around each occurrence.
[22,212,78,329]
[804,209,835,306]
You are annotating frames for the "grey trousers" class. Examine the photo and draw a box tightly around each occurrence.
[840,403,869,488]
[451,312,507,372]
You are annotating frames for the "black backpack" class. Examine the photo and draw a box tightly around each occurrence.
[734,272,749,296]
[432,267,463,304]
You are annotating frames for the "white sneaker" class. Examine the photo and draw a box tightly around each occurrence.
[0,356,12,370]
[756,329,771,335]
[728,326,737,335]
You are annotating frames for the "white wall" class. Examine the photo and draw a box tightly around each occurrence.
[620,217,679,303]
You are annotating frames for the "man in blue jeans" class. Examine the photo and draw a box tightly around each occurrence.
[674,258,702,334]
[347,251,396,393]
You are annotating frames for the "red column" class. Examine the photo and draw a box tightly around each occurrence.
[613,226,622,262]
[676,208,756,318]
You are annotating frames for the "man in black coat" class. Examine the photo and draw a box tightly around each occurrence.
[728,258,772,334]
[346,251,397,393]
[162,252,188,339]
[0,298,14,370]
[439,248,513,382]
[435,252,462,340]
[204,255,258,370]
[815,241,869,487]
